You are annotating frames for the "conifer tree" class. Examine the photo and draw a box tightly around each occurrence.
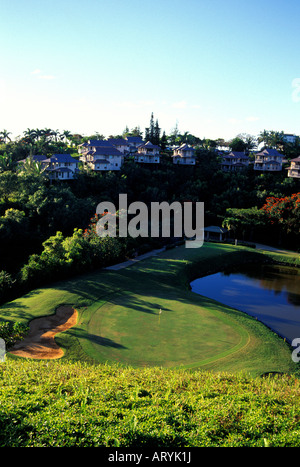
[145,113,161,145]
[160,131,168,150]
[154,119,161,146]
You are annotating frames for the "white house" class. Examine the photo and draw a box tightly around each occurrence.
[78,139,113,154]
[254,148,284,172]
[79,140,123,171]
[172,143,196,165]
[287,156,300,178]
[44,154,79,180]
[19,154,78,180]
[221,151,249,172]
[283,134,297,144]
[107,138,130,154]
[125,136,144,152]
[18,154,49,170]
[134,141,161,163]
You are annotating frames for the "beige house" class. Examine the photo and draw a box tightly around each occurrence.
[134,141,161,163]
[79,140,123,171]
[254,148,284,172]
[107,138,130,154]
[287,156,300,178]
[172,144,196,165]
[221,151,249,172]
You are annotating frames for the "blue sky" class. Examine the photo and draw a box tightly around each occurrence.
[1,0,300,140]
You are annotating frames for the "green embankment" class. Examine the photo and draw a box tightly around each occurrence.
[0,360,300,447]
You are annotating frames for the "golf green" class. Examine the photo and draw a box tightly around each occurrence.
[82,291,249,368]
[3,243,297,375]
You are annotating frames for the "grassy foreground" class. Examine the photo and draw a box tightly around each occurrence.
[0,359,299,447]
[1,242,300,447]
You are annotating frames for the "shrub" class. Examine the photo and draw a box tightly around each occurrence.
[0,321,29,348]
[0,270,15,303]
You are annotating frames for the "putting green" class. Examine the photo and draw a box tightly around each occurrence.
[79,288,250,368]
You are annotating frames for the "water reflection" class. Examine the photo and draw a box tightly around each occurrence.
[191,264,300,343]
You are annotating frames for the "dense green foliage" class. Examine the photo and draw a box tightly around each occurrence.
[0,322,29,348]
[0,360,299,447]
[0,138,299,305]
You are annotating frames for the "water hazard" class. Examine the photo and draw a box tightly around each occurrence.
[191,263,300,344]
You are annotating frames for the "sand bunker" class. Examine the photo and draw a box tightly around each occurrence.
[9,305,78,359]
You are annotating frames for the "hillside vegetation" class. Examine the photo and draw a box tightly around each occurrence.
[0,359,299,447]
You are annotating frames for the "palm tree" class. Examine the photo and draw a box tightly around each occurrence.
[61,130,72,144]
[35,128,44,141]
[42,128,53,142]
[51,129,60,142]
[23,128,37,144]
[18,155,47,177]
[258,130,284,149]
[0,130,12,143]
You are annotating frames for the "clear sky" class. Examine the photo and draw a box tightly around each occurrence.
[1,0,300,141]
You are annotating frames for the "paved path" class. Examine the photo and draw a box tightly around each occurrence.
[105,242,298,272]
[254,243,298,255]
[105,247,166,270]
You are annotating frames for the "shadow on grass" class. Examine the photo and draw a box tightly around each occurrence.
[83,333,128,349]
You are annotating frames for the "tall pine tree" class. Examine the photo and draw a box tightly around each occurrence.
[154,119,161,145]
[145,113,161,145]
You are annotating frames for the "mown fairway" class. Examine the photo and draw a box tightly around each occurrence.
[2,243,299,376]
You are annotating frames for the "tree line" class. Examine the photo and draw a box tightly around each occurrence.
[0,119,299,305]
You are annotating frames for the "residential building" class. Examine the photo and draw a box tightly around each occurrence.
[18,154,79,180]
[283,134,297,144]
[18,155,49,165]
[220,151,249,172]
[78,139,113,154]
[254,148,284,172]
[134,141,161,163]
[126,136,144,152]
[172,143,196,165]
[44,154,79,180]
[287,156,300,178]
[79,140,123,171]
[107,138,130,154]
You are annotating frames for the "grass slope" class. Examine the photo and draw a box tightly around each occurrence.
[0,359,299,447]
[2,242,299,376]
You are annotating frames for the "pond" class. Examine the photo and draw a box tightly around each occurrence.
[190,263,300,344]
